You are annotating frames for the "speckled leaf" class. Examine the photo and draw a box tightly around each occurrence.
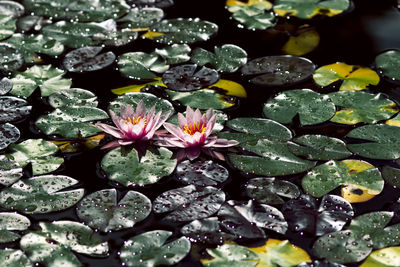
[0,155,22,186]
[76,189,151,232]
[0,249,32,267]
[0,77,12,95]
[63,46,116,73]
[117,52,168,80]
[0,96,31,123]
[48,88,98,108]
[297,260,346,267]
[0,15,16,41]
[232,6,275,30]
[0,44,23,72]
[382,165,400,187]
[274,0,350,19]
[0,175,84,214]
[120,230,190,267]
[263,89,335,126]
[375,49,400,83]
[101,146,177,187]
[0,123,20,150]
[0,212,30,243]
[0,1,25,18]
[201,243,258,267]
[176,160,229,186]
[155,44,191,64]
[117,7,164,29]
[360,247,400,267]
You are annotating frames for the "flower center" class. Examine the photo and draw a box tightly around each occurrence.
[183,122,206,136]
[124,116,147,126]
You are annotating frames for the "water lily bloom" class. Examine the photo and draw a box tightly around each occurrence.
[95,101,171,149]
[155,107,239,160]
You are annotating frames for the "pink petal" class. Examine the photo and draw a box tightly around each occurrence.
[109,110,123,130]
[186,106,195,125]
[193,108,202,123]
[163,122,186,141]
[205,108,214,121]
[122,105,135,119]
[186,147,201,161]
[204,113,217,138]
[202,136,218,147]
[135,100,146,117]
[154,110,171,130]
[101,140,121,150]
[95,123,125,139]
[177,112,187,128]
[154,138,185,148]
[118,140,135,146]
[176,149,187,162]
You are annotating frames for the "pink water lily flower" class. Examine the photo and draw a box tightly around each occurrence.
[155,107,239,160]
[95,101,171,149]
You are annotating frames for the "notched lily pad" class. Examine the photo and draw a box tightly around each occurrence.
[0,123,20,150]
[0,155,22,186]
[227,0,276,30]
[274,0,351,19]
[375,49,400,83]
[176,160,229,186]
[63,46,116,73]
[48,88,98,108]
[0,212,30,243]
[155,44,191,65]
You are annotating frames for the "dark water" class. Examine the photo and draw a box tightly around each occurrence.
[4,0,400,266]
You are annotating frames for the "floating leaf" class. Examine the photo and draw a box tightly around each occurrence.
[0,1,25,18]
[0,44,23,73]
[360,247,400,267]
[0,15,16,41]
[0,175,84,214]
[226,0,275,30]
[191,44,247,73]
[202,243,258,266]
[8,139,64,175]
[48,88,98,108]
[274,0,351,19]
[101,146,177,187]
[128,0,174,8]
[382,165,400,187]
[63,46,116,73]
[176,160,229,186]
[0,249,31,267]
[297,259,346,267]
[49,134,105,153]
[120,230,190,267]
[153,185,225,222]
[288,134,351,160]
[0,212,30,243]
[245,177,300,205]
[76,189,151,232]
[375,49,400,83]
[282,194,353,236]
[0,77,12,95]
[10,65,72,98]
[16,15,50,32]
[263,89,335,126]
[241,55,315,86]
[35,106,108,138]
[162,64,219,92]
[0,155,22,186]
[302,160,384,202]
[313,62,380,91]
[0,96,31,123]
[154,44,191,64]
[282,26,320,56]
[142,18,218,44]
[0,123,20,150]
[117,7,164,29]
[117,51,168,80]
[20,220,108,266]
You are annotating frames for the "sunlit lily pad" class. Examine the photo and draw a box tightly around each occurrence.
[329,91,398,124]
[142,18,218,44]
[375,49,400,83]
[0,77,12,95]
[302,160,384,202]
[0,175,84,214]
[63,46,116,73]
[313,62,380,91]
[241,55,315,86]
[0,1,25,18]
[10,65,72,98]
[176,160,229,186]
[0,155,22,186]
[360,247,400,267]
[282,194,353,236]
[20,220,108,266]
[120,230,190,267]
[282,26,320,56]
[273,0,351,19]
[16,15,50,32]
[263,89,335,125]
[153,185,225,222]
[0,212,30,243]
[0,249,31,267]
[76,189,151,232]
[8,139,64,175]
[245,177,300,205]
[0,15,16,41]
[0,44,23,73]
[117,7,164,29]
[102,146,177,187]
[49,134,105,153]
[231,5,275,30]
[0,123,20,150]
[201,243,258,267]
[154,44,191,64]
[191,44,247,73]
[48,88,98,108]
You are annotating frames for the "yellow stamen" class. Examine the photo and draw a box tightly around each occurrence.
[124,116,147,126]
[183,122,206,135]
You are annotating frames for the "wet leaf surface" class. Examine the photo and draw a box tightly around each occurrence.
[0,77,12,95]
[0,44,23,73]
[176,160,229,186]
[0,249,31,267]
[0,155,22,186]
[274,0,351,19]
[0,123,20,150]
[0,96,31,123]
[63,46,116,73]
[0,212,30,243]
[375,49,400,83]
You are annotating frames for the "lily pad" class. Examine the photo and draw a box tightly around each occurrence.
[273,0,351,19]
[48,88,98,108]
[76,189,151,232]
[360,247,400,267]
[153,185,225,222]
[231,5,275,30]
[49,134,105,153]
[120,230,190,267]
[142,18,218,44]
[63,46,116,73]
[10,65,72,98]
[382,165,400,187]
[375,49,400,83]
[0,96,31,123]
[201,243,258,267]
[20,220,108,266]
[0,15,16,41]
[117,51,168,80]
[282,26,320,56]
[288,134,351,160]
[245,177,301,205]
[0,155,22,186]
[282,194,353,236]
[0,249,31,267]
[8,139,64,175]
[0,1,25,18]
[128,0,174,8]
[263,89,336,126]
[0,44,23,73]
[154,44,191,64]
[0,123,20,150]
[35,106,108,138]
[117,7,164,29]
[0,175,84,214]
[302,160,384,202]
[191,44,247,73]
[328,91,398,125]
[16,15,50,32]
[0,77,12,95]
[297,260,346,267]
[176,160,229,186]
[313,62,380,91]
[101,146,177,187]
[0,212,30,243]
[162,64,219,92]
[241,55,315,86]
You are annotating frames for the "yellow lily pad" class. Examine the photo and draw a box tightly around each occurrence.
[50,134,105,153]
[360,247,400,267]
[226,0,273,10]
[282,26,320,56]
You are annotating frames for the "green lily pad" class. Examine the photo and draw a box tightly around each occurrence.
[328,91,398,125]
[0,44,23,73]
[273,0,351,19]
[0,175,84,214]
[63,46,116,73]
[101,146,177,187]
[0,96,31,123]
[35,106,108,138]
[117,7,164,29]
[120,230,190,267]
[375,49,400,83]
[0,1,25,18]
[0,212,30,243]
[142,18,218,44]
[360,247,400,267]
[263,89,336,126]
[0,123,20,150]
[0,15,16,41]
[302,160,384,202]
[16,15,50,32]
[191,44,247,73]
[0,249,31,267]
[229,139,316,176]
[346,124,400,160]
[0,33,64,63]
[76,189,151,232]
[8,139,64,175]
[154,44,191,64]
[129,0,174,8]
[0,154,22,186]
[10,65,72,98]
[20,220,108,266]
[382,165,400,187]
[201,243,258,267]
[117,51,168,80]
[288,134,351,160]
[232,5,275,30]
[48,88,98,108]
